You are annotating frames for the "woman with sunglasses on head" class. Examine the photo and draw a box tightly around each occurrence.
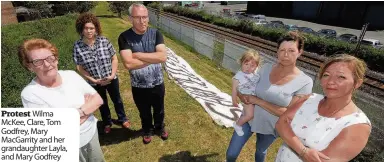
[19,38,106,162]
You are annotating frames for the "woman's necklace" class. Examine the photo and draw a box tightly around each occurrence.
[321,97,352,118]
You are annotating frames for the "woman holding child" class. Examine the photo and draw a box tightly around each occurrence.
[227,31,314,162]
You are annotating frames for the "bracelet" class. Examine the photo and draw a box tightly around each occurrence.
[79,108,86,117]
[299,146,308,157]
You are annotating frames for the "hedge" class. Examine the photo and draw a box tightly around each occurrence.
[1,14,79,107]
[148,3,384,73]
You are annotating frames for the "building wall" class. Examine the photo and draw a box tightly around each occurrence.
[247,2,384,30]
[1,2,18,25]
[364,4,384,30]
[292,1,320,20]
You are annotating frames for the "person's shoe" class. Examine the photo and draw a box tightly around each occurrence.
[122,121,131,129]
[233,122,244,136]
[143,135,152,144]
[160,130,169,140]
[104,125,111,134]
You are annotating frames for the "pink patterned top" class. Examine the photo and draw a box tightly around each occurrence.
[275,93,371,162]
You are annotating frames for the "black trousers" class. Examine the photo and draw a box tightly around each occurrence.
[132,83,165,135]
[92,77,127,126]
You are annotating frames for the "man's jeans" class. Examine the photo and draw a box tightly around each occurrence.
[131,83,165,135]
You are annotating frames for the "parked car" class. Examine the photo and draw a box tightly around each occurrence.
[285,24,299,31]
[361,39,384,49]
[234,12,247,19]
[337,34,358,43]
[270,20,284,25]
[297,27,318,36]
[254,19,268,26]
[264,22,285,29]
[317,29,337,38]
[247,14,266,21]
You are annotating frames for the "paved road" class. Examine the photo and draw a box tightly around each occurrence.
[202,2,384,44]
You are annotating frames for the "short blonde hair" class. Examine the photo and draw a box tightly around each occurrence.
[239,49,261,65]
[319,54,367,85]
[18,39,58,71]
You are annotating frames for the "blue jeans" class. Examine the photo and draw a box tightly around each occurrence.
[92,77,127,126]
[226,122,276,162]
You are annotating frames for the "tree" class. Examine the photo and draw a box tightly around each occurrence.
[50,2,96,16]
[75,1,97,13]
[108,1,135,18]
[12,1,53,19]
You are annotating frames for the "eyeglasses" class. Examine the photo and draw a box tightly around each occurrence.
[131,16,148,21]
[28,55,57,66]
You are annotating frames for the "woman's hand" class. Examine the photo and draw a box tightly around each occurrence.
[303,148,330,162]
[99,75,114,86]
[79,94,92,125]
[237,92,259,105]
[80,115,89,125]
[232,99,239,107]
[237,92,248,104]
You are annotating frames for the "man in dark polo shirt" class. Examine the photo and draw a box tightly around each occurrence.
[118,3,168,144]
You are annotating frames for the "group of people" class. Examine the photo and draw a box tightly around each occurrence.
[19,3,167,162]
[17,2,371,162]
[228,32,371,162]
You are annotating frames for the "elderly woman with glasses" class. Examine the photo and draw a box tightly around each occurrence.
[19,38,106,162]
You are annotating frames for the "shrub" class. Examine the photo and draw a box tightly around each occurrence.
[12,1,54,19]
[1,14,79,107]
[108,1,135,18]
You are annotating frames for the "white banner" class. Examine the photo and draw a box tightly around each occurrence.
[165,48,243,128]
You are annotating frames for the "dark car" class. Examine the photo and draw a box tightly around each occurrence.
[264,22,285,29]
[297,27,318,36]
[270,20,284,25]
[317,29,337,38]
[337,34,358,43]
[285,24,299,31]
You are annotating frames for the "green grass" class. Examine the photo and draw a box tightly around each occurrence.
[90,2,283,162]
[1,1,281,161]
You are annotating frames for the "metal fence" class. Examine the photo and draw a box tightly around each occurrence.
[149,10,384,157]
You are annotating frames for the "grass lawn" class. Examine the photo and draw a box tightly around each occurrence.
[92,2,282,162]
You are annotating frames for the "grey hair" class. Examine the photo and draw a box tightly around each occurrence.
[128,3,146,16]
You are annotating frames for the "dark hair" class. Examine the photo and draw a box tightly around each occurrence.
[277,31,304,51]
[18,39,59,70]
[75,13,102,36]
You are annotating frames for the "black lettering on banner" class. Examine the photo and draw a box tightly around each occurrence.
[166,62,202,82]
[166,50,241,121]
[177,77,207,88]
[195,96,232,107]
[184,86,216,97]
[205,102,241,121]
